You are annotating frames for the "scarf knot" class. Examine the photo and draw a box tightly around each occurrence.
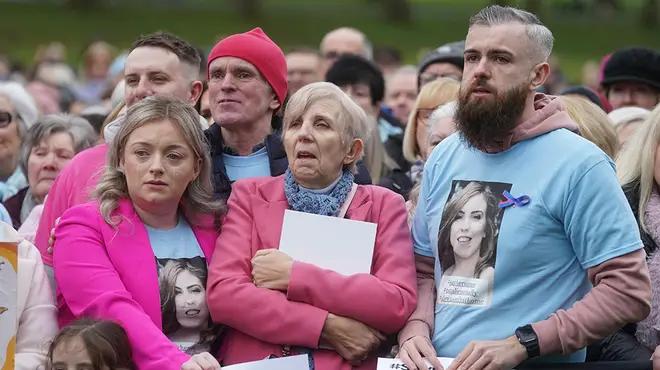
[283,169,354,217]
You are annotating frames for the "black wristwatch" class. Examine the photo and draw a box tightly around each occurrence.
[515,324,540,359]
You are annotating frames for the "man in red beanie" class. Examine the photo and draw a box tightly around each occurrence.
[204,27,371,201]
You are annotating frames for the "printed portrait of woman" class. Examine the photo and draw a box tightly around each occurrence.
[436,180,510,307]
[157,257,222,355]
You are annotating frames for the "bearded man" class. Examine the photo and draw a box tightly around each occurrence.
[396,5,651,370]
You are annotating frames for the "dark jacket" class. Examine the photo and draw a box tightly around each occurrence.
[377,110,413,199]
[204,117,372,202]
[585,182,655,362]
[3,187,28,229]
[624,182,658,255]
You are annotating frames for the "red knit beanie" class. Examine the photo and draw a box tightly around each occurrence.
[207,28,287,108]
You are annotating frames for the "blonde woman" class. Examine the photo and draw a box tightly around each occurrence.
[52,95,224,370]
[560,95,620,159]
[402,78,460,181]
[593,104,660,362]
[407,101,458,225]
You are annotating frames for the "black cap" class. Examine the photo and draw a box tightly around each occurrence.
[418,41,465,75]
[601,47,660,91]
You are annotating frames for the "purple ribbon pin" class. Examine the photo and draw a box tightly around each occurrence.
[498,190,531,209]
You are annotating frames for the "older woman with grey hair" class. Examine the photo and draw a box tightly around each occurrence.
[3,115,96,230]
[207,81,417,370]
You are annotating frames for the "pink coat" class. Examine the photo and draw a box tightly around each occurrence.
[34,144,109,265]
[53,198,218,370]
[207,175,417,370]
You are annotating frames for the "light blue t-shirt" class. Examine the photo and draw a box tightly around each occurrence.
[223,147,271,182]
[413,129,643,362]
[146,216,218,356]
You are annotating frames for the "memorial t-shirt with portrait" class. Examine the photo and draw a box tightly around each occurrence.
[412,129,643,362]
[146,215,218,355]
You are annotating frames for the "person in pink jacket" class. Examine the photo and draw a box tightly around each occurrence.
[53,96,224,370]
[33,31,205,295]
[206,82,417,370]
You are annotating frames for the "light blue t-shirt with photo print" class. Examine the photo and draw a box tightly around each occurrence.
[412,129,643,362]
[145,215,217,355]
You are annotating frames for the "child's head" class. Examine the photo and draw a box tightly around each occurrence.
[47,318,135,370]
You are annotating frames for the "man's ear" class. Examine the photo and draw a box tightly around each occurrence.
[269,95,281,111]
[190,81,204,106]
[530,63,550,91]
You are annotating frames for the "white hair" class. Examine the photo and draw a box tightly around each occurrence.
[608,107,651,130]
[469,5,554,62]
[429,101,458,136]
[0,81,38,127]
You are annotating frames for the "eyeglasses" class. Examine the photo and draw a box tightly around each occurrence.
[419,72,462,87]
[0,111,20,128]
[416,108,436,127]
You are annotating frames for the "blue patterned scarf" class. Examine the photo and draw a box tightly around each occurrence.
[284,169,354,217]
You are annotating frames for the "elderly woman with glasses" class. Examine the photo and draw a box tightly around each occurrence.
[3,115,96,233]
[207,82,417,370]
[0,82,39,201]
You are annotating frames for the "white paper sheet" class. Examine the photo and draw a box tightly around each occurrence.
[279,209,377,276]
[377,357,454,370]
[223,355,309,370]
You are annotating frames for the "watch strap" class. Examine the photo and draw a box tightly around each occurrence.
[515,324,540,359]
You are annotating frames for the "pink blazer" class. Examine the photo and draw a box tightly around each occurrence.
[53,198,218,370]
[207,175,417,370]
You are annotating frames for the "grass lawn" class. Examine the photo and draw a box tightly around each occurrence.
[0,0,658,81]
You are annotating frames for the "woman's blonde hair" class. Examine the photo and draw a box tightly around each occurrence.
[402,78,460,163]
[616,104,660,232]
[94,95,223,228]
[283,82,368,173]
[560,95,620,159]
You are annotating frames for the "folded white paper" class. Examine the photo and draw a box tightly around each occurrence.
[377,357,454,370]
[223,354,309,370]
[279,209,377,276]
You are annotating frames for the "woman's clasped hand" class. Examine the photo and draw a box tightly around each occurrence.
[321,313,386,366]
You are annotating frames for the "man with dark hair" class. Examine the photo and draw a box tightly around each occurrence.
[399,5,650,370]
[286,46,322,95]
[374,45,403,77]
[34,31,209,301]
[326,54,411,197]
[601,47,660,110]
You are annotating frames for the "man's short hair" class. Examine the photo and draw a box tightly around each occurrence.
[130,32,201,77]
[469,5,554,63]
[374,46,402,67]
[287,46,320,57]
[325,54,384,106]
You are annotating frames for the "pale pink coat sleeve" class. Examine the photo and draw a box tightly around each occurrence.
[207,180,329,348]
[286,190,417,334]
[54,204,190,370]
[17,204,43,244]
[532,249,651,355]
[15,240,58,370]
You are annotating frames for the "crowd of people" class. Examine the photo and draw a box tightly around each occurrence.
[2,3,660,370]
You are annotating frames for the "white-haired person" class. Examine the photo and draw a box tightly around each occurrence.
[207,82,417,370]
[608,106,651,147]
[0,82,39,201]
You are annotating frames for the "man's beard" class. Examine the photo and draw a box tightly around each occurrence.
[455,80,528,151]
